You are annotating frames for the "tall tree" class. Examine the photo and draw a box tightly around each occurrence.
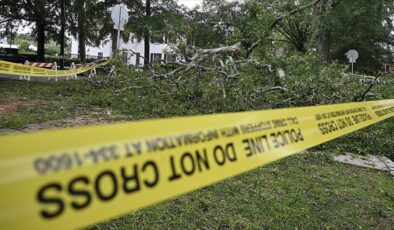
[77,0,87,63]
[272,0,313,52]
[122,0,182,65]
[59,0,65,69]
[186,0,242,48]
[0,0,58,61]
[328,0,394,71]
[69,0,117,63]
[313,0,342,64]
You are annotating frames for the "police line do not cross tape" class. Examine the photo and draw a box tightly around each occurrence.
[0,60,110,77]
[0,100,393,229]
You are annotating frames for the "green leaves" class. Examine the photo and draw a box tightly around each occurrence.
[328,0,394,71]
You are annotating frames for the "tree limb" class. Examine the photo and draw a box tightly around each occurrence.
[269,0,322,30]
[355,72,389,102]
[246,0,322,57]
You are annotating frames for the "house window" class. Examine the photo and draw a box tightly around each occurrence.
[150,53,162,65]
[135,53,141,66]
[98,52,103,59]
[136,36,142,43]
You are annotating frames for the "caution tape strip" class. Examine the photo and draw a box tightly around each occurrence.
[0,60,110,77]
[0,100,393,229]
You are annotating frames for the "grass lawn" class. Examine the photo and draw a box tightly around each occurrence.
[0,78,118,128]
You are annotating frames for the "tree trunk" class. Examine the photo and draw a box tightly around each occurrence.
[78,28,86,64]
[314,0,343,64]
[78,0,86,64]
[144,0,151,66]
[36,20,46,62]
[315,1,331,64]
[35,0,47,62]
[144,34,150,65]
[111,31,117,57]
[317,30,331,64]
[59,0,65,69]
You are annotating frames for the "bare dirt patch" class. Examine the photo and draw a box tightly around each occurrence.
[0,115,126,135]
[0,98,41,116]
[0,99,21,116]
[23,117,111,131]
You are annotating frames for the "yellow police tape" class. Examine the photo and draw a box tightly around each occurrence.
[0,60,110,77]
[0,100,393,229]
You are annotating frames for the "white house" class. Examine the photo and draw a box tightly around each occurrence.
[71,36,173,66]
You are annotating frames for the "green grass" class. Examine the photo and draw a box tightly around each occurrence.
[0,78,117,128]
[94,153,394,229]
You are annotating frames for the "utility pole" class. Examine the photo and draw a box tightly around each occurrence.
[60,0,65,69]
[116,6,122,53]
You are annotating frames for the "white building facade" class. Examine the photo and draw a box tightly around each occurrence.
[71,36,172,66]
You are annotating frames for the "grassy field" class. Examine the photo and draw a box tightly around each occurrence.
[0,74,393,229]
[0,77,120,128]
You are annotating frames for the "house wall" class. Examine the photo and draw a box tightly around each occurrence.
[71,38,112,60]
[70,36,171,66]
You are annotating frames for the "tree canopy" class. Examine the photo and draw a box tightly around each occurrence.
[0,0,392,70]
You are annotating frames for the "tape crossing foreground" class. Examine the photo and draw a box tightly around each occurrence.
[0,60,110,77]
[0,100,393,229]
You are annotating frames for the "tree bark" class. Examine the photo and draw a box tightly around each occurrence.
[144,0,151,66]
[36,19,46,62]
[59,0,65,69]
[317,30,331,64]
[77,1,86,64]
[35,0,47,62]
[315,0,342,64]
[111,31,117,57]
